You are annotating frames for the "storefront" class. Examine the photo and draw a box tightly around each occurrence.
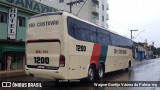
[0,0,57,78]
[0,40,25,78]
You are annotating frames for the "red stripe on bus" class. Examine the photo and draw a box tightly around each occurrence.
[90,43,102,66]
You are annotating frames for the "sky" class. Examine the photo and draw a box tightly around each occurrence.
[108,0,160,47]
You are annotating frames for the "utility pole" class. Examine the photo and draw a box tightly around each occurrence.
[130,30,138,60]
[66,0,84,13]
[130,30,138,40]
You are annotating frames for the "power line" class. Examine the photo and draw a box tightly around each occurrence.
[134,30,145,39]
[76,0,88,16]
[66,0,84,13]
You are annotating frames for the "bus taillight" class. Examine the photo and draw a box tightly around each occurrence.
[59,54,65,67]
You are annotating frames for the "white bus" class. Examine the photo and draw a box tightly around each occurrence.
[25,11,134,81]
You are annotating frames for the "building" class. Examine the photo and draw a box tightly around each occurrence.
[0,0,57,78]
[134,42,154,61]
[135,43,146,61]
[35,0,109,28]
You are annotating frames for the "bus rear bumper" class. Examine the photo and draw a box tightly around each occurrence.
[25,67,65,80]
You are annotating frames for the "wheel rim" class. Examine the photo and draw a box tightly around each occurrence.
[99,67,103,78]
[88,68,94,80]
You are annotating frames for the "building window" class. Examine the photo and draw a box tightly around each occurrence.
[102,16,104,22]
[102,4,104,10]
[59,0,64,3]
[0,12,7,23]
[18,17,25,27]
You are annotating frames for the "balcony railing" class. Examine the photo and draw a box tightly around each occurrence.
[106,13,109,20]
[91,18,99,25]
[91,3,99,14]
[106,2,109,10]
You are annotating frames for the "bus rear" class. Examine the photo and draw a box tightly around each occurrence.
[25,12,67,79]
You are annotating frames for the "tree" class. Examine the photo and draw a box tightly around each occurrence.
[151,45,156,55]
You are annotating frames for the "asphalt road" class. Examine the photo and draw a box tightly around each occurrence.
[1,58,160,90]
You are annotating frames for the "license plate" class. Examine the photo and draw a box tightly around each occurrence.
[37,65,45,69]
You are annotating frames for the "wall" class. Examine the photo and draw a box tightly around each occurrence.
[36,0,109,28]
[0,0,58,41]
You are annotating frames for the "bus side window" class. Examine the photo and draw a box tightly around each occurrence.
[110,33,116,46]
[89,26,97,43]
[97,28,110,46]
[74,21,82,40]
[81,30,90,41]
[104,30,110,45]
[81,23,90,41]
[90,31,96,43]
[98,33,106,45]
[67,17,76,38]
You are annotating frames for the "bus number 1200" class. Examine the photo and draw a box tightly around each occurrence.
[76,45,86,52]
[34,57,49,64]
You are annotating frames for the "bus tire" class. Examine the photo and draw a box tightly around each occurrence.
[98,64,104,80]
[88,65,96,81]
[125,61,131,72]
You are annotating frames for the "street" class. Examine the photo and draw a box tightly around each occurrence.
[1,58,160,90]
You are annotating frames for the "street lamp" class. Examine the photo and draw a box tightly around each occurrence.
[130,30,138,40]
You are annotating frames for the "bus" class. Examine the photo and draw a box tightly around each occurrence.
[25,11,134,81]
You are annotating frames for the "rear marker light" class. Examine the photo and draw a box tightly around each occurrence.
[59,54,65,67]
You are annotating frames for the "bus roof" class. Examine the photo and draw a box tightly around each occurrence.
[29,11,132,41]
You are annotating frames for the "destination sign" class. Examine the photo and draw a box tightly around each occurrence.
[28,20,59,28]
[114,49,127,54]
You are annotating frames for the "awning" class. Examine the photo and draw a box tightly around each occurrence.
[0,44,25,52]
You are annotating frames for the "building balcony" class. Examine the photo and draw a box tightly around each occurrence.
[106,13,109,20]
[92,0,99,2]
[91,18,99,25]
[106,23,109,28]
[91,13,99,25]
[91,0,99,13]
[106,2,109,10]
[91,4,99,14]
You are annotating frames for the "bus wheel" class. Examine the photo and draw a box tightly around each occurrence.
[98,64,104,79]
[125,61,131,72]
[88,65,96,81]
